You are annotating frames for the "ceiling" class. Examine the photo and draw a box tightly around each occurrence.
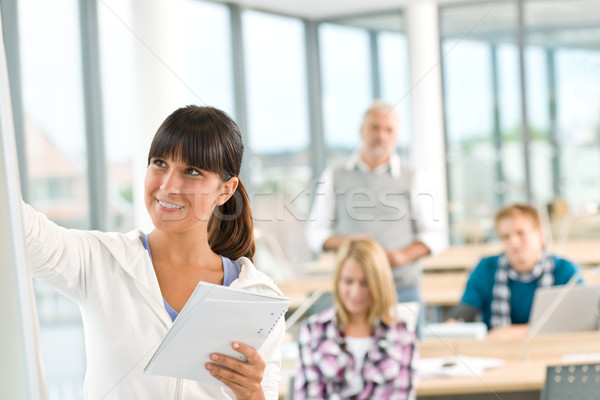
[216,0,600,49]
[216,0,470,20]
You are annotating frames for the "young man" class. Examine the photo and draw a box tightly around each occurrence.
[449,204,582,334]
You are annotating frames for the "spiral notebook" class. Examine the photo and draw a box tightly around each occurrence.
[144,282,290,385]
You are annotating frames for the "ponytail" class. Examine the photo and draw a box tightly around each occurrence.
[208,179,255,262]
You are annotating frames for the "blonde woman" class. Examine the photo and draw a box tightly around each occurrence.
[295,239,417,399]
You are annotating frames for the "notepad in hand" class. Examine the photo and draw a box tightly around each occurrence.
[144,282,290,385]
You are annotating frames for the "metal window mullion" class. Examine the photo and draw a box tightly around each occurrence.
[491,44,505,208]
[546,48,560,199]
[438,29,455,244]
[369,30,381,100]
[517,0,532,202]
[1,0,28,201]
[228,4,252,192]
[304,20,325,181]
[79,0,107,230]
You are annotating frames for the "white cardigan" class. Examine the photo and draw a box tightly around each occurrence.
[22,203,285,400]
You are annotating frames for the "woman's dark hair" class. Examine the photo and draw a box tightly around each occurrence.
[147,105,255,261]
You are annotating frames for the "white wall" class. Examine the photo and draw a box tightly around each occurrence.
[0,10,45,397]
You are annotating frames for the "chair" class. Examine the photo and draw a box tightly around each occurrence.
[285,291,332,333]
[396,301,420,334]
[540,362,600,400]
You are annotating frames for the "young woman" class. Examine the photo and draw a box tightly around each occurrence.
[295,239,417,400]
[22,106,284,399]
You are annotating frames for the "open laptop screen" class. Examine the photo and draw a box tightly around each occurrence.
[529,284,600,335]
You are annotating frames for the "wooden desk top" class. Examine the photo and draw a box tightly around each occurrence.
[421,239,600,271]
[302,240,600,276]
[418,359,549,395]
[417,330,600,396]
[278,268,600,310]
[277,272,467,309]
[279,329,600,398]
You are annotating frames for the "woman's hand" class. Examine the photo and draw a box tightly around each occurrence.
[205,342,266,400]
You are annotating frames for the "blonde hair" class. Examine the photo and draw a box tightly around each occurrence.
[495,203,541,230]
[333,239,398,329]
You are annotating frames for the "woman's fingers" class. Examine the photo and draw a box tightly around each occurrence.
[205,342,265,398]
[231,342,266,370]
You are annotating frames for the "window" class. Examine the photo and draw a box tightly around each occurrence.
[19,0,89,229]
[242,10,311,274]
[175,0,235,114]
[441,1,527,243]
[378,31,411,157]
[320,23,372,163]
[525,46,553,206]
[442,38,497,243]
[99,0,136,232]
[526,0,600,240]
[441,0,600,243]
[19,0,88,397]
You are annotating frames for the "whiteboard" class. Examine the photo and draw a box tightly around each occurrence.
[0,6,45,400]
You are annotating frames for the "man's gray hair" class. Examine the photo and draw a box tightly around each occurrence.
[362,100,399,126]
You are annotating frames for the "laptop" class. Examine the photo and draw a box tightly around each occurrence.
[529,284,600,335]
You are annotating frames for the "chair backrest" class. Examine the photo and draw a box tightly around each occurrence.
[396,301,420,334]
[540,362,600,400]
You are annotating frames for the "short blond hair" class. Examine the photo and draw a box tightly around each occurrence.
[495,204,541,230]
[333,239,398,329]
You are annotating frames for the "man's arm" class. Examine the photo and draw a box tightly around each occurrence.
[409,169,447,256]
[305,168,336,253]
[385,241,430,267]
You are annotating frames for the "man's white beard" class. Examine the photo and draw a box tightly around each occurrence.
[368,146,390,160]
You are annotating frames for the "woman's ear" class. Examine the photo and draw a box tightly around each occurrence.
[216,177,239,206]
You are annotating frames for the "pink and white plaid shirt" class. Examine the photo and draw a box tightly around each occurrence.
[294,308,417,400]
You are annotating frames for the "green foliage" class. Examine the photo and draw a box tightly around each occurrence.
[119,186,133,204]
[458,125,550,150]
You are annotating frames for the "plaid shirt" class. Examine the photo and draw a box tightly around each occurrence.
[295,308,417,400]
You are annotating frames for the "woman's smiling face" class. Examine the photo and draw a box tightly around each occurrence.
[144,156,226,234]
[337,257,373,321]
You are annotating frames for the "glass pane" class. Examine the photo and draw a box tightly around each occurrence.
[378,31,412,156]
[19,0,89,229]
[525,46,553,207]
[176,0,234,115]
[19,0,88,398]
[319,23,372,163]
[497,43,527,205]
[442,38,496,243]
[440,1,520,244]
[555,49,600,234]
[525,0,600,241]
[242,10,311,277]
[99,0,135,232]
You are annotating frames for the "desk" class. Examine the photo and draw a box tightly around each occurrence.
[279,331,600,399]
[418,331,600,398]
[278,272,466,310]
[278,268,600,311]
[421,240,600,272]
[277,279,332,311]
[420,267,600,310]
[302,240,600,275]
